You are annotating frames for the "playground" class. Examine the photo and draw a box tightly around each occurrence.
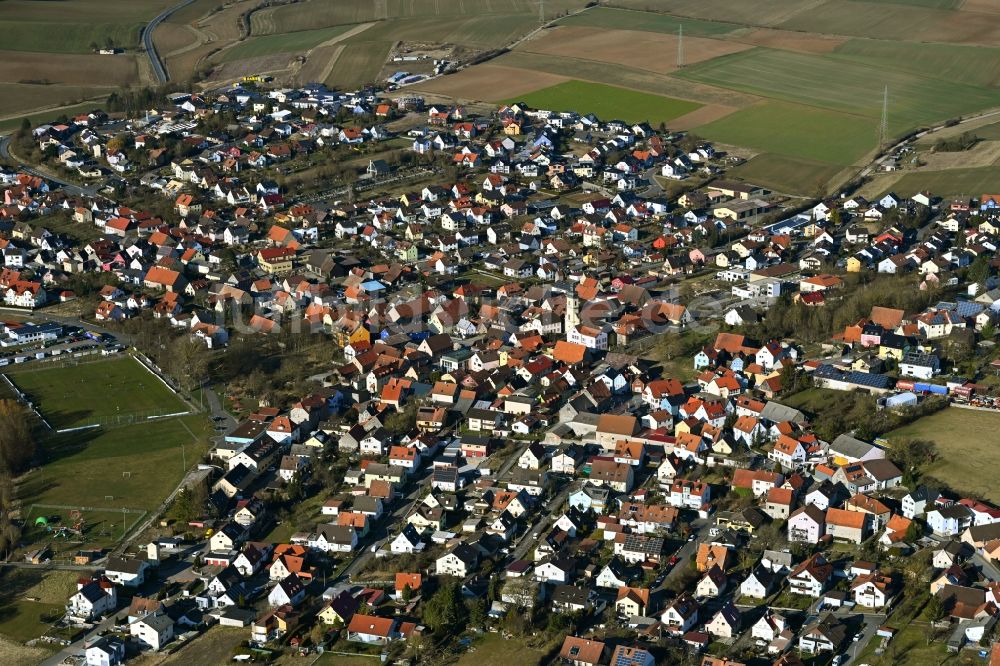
[22,505,147,556]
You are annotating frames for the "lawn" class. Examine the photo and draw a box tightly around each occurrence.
[18,415,212,512]
[0,570,76,645]
[6,356,188,429]
[694,100,877,166]
[780,387,848,416]
[454,633,551,666]
[21,506,145,553]
[887,407,1000,501]
[503,80,702,124]
[219,25,354,62]
[155,626,248,665]
[557,7,740,36]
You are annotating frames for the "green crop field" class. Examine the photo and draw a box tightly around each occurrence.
[695,100,877,165]
[775,0,995,43]
[6,357,188,429]
[726,153,847,195]
[876,166,1000,199]
[604,0,821,27]
[0,0,171,54]
[832,39,1000,87]
[676,48,1000,136]
[325,41,394,90]
[18,415,212,511]
[504,80,702,124]
[557,7,740,36]
[255,0,583,34]
[220,25,354,62]
[887,407,1000,502]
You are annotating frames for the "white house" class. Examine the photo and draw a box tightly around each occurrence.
[927,505,972,537]
[130,613,175,651]
[86,636,125,666]
[267,574,306,608]
[787,505,825,544]
[67,578,117,620]
[390,525,426,554]
[436,544,479,577]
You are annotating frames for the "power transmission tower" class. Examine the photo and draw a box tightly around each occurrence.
[878,85,889,150]
[677,24,684,68]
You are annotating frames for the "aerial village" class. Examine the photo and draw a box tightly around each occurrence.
[5,80,1000,666]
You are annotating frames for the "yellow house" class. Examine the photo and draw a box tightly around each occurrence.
[257,248,295,273]
[333,319,370,348]
[980,220,1000,235]
[846,257,862,273]
[498,349,509,366]
[673,420,694,437]
[877,344,904,361]
[317,602,350,626]
[503,121,521,135]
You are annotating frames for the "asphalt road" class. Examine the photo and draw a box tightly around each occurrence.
[143,0,197,83]
[0,136,99,197]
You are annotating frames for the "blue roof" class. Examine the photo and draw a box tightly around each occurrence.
[360,280,386,292]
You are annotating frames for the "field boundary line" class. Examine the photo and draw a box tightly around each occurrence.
[54,424,100,434]
[1,372,52,430]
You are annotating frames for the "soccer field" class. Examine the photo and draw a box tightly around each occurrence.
[6,356,188,430]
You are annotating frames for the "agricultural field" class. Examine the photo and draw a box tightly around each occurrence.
[0,0,173,52]
[0,84,106,121]
[218,25,354,63]
[887,407,1000,502]
[725,154,848,196]
[6,356,188,430]
[831,39,1000,87]
[694,100,878,166]
[775,0,1000,43]
[0,102,101,134]
[324,41,395,91]
[518,26,751,75]
[605,0,824,27]
[404,64,569,102]
[675,48,1000,135]
[557,7,740,36]
[869,166,1000,199]
[502,80,702,125]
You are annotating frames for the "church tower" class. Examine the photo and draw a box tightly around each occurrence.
[565,291,580,334]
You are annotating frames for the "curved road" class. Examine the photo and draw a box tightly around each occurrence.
[143,0,198,83]
[0,136,99,197]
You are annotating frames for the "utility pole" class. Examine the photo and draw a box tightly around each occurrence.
[879,85,889,151]
[539,0,545,24]
[677,24,684,69]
